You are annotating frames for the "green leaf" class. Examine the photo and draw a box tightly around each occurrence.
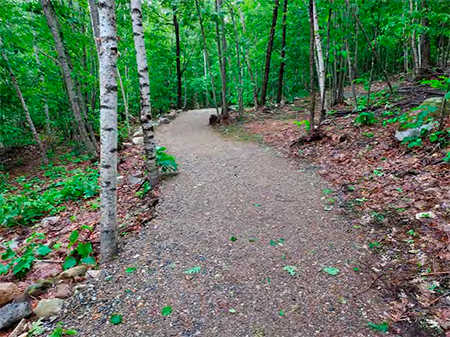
[36,245,52,257]
[63,256,77,270]
[110,314,122,325]
[1,247,16,260]
[368,321,389,333]
[283,265,297,276]
[161,306,173,316]
[279,310,284,316]
[125,267,137,273]
[184,266,201,274]
[68,230,79,246]
[230,236,237,242]
[80,256,96,265]
[0,263,11,275]
[76,243,92,258]
[228,308,236,313]
[323,267,340,276]
[65,329,77,335]
[445,91,450,100]
[53,243,62,250]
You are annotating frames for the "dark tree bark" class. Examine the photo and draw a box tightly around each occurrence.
[308,0,316,133]
[173,9,182,110]
[276,0,288,103]
[260,0,280,107]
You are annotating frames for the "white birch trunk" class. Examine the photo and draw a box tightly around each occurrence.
[131,0,158,188]
[117,68,131,137]
[98,0,119,262]
[1,37,48,165]
[312,0,326,106]
[40,0,96,156]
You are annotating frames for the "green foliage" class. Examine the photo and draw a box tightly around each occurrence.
[156,147,178,174]
[49,323,77,337]
[184,266,201,274]
[283,265,297,276]
[0,232,52,278]
[322,267,340,276]
[367,321,389,333]
[293,120,310,131]
[63,228,96,270]
[110,314,123,325]
[355,112,376,126]
[161,306,173,316]
[0,165,99,227]
[444,152,450,163]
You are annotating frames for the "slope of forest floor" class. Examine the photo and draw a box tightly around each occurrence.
[220,81,450,335]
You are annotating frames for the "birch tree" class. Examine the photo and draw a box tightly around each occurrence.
[98,0,119,262]
[131,0,159,188]
[312,0,325,109]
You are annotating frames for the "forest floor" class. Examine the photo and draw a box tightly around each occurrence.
[56,109,395,336]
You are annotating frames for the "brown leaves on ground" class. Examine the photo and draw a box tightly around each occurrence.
[231,86,450,334]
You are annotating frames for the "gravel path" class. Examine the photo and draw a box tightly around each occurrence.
[65,109,388,336]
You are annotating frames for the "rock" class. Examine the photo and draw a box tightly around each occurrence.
[129,175,144,186]
[33,299,64,317]
[0,302,32,330]
[0,283,20,307]
[86,270,102,281]
[132,137,144,146]
[28,262,62,280]
[133,128,143,138]
[167,111,177,120]
[8,318,27,337]
[418,97,449,119]
[40,216,60,227]
[54,284,72,299]
[59,266,87,279]
[395,123,434,142]
[158,117,170,125]
[122,142,133,148]
[27,279,53,297]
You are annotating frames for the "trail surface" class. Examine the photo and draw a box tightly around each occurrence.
[66,109,387,336]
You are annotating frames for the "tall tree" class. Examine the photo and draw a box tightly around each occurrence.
[40,0,97,156]
[308,0,316,133]
[0,37,48,165]
[98,0,119,262]
[312,0,325,108]
[260,0,280,107]
[419,0,431,74]
[215,0,228,119]
[173,6,183,110]
[131,0,159,188]
[276,0,288,103]
[228,4,244,117]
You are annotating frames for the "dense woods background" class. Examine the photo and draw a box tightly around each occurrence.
[1,0,449,154]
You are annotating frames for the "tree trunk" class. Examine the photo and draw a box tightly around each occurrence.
[419,0,431,74]
[131,0,159,188]
[216,0,228,119]
[260,0,280,107]
[346,0,393,93]
[1,38,48,165]
[33,40,51,135]
[195,0,219,116]
[173,9,182,110]
[409,0,420,75]
[117,68,131,137]
[40,0,96,156]
[276,0,288,103]
[228,4,244,117]
[345,39,357,110]
[98,0,118,263]
[203,51,209,108]
[308,0,316,133]
[238,7,258,108]
[312,0,325,106]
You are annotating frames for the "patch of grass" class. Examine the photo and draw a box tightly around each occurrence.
[220,125,263,143]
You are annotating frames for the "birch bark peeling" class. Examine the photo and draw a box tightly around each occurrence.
[98,0,119,262]
[131,0,159,188]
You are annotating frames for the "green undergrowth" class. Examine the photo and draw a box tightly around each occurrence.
[0,155,99,227]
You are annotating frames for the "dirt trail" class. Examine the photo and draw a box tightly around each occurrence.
[66,109,388,336]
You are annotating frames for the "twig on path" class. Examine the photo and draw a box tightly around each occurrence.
[352,268,387,298]
[420,270,450,277]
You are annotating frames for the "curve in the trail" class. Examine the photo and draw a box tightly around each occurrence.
[66,109,388,337]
